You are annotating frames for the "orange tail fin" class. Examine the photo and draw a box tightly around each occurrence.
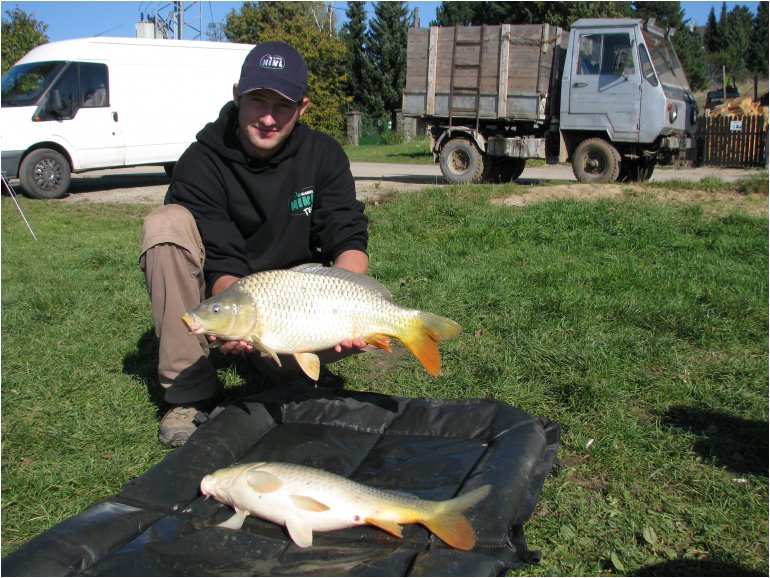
[421,485,491,550]
[400,312,462,376]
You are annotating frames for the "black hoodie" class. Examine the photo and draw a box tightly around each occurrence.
[165,102,368,286]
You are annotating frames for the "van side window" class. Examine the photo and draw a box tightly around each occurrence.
[44,63,79,119]
[639,45,658,86]
[81,63,109,107]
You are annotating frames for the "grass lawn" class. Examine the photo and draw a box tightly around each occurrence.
[1,179,767,575]
[344,136,433,163]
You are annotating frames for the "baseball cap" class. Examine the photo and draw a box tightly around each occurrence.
[236,41,308,102]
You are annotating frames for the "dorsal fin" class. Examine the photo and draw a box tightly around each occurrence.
[290,263,392,301]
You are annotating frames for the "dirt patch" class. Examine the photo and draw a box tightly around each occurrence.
[491,182,769,217]
[55,177,768,218]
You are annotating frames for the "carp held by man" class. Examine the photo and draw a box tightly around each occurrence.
[201,461,491,550]
[181,264,462,380]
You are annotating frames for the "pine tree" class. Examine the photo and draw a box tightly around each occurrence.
[341,1,374,113]
[366,1,410,117]
[747,1,768,80]
[722,5,754,78]
[703,7,721,53]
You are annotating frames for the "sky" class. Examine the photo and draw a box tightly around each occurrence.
[2,1,761,43]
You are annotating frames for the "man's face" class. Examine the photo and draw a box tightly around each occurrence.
[234,87,309,159]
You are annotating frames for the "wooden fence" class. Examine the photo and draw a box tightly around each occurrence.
[697,115,768,168]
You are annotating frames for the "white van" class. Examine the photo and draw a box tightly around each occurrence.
[1,37,255,199]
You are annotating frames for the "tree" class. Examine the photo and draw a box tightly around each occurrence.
[721,5,754,80]
[366,1,410,116]
[223,2,349,142]
[672,26,710,91]
[433,1,631,27]
[433,1,483,26]
[747,1,768,80]
[341,1,377,113]
[2,6,48,75]
[703,7,721,53]
[630,1,685,29]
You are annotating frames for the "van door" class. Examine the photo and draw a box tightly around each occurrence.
[42,62,123,169]
[567,30,641,139]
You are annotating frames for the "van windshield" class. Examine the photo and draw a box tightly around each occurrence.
[1,61,64,107]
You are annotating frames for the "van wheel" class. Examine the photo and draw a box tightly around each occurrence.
[440,139,486,184]
[19,149,71,199]
[572,138,620,184]
[487,157,526,183]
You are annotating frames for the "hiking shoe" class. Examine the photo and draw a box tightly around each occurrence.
[158,402,211,448]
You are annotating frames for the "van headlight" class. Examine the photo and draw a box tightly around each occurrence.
[668,102,679,123]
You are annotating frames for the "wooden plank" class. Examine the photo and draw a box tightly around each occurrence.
[498,24,509,117]
[427,26,438,115]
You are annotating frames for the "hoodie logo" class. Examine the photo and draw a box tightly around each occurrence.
[260,54,285,70]
[289,187,314,216]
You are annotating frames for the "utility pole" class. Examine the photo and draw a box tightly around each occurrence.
[146,2,204,40]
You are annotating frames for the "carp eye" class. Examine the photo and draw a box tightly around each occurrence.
[212,305,221,314]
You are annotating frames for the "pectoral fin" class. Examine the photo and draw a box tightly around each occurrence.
[246,471,283,493]
[217,509,250,530]
[251,338,282,367]
[289,495,331,512]
[285,515,314,548]
[365,334,392,352]
[364,517,404,538]
[294,352,321,381]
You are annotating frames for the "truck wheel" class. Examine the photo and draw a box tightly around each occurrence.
[487,157,526,183]
[19,149,72,199]
[572,138,620,184]
[440,139,486,184]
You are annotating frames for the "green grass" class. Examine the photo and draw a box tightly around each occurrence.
[344,136,433,163]
[2,183,767,575]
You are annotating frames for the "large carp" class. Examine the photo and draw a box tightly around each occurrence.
[181,264,462,380]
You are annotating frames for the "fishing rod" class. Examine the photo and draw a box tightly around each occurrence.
[1,172,38,241]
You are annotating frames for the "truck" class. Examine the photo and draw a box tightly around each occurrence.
[402,18,698,184]
[1,37,255,199]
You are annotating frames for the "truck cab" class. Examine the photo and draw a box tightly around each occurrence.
[559,18,698,182]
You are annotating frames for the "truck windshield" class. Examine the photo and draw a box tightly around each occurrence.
[641,31,691,94]
[1,61,64,107]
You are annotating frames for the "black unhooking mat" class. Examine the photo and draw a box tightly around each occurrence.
[3,386,560,577]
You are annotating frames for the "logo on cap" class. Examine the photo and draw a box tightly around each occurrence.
[260,54,285,70]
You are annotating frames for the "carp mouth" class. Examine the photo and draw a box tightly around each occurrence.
[181,312,204,335]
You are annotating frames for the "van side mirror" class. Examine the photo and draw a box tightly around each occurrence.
[48,90,65,114]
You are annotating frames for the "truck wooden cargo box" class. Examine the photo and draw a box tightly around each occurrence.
[403,24,568,124]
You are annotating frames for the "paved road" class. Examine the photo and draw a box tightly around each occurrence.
[10,161,766,203]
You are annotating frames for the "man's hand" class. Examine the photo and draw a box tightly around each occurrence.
[334,338,368,353]
[210,335,256,355]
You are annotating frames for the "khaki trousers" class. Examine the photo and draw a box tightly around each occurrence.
[139,204,216,404]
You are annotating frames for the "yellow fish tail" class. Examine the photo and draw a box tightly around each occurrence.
[399,312,462,376]
[421,485,491,550]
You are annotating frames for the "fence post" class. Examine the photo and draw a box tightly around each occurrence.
[346,111,362,146]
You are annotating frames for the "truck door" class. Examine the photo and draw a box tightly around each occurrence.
[43,62,123,169]
[568,30,640,139]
